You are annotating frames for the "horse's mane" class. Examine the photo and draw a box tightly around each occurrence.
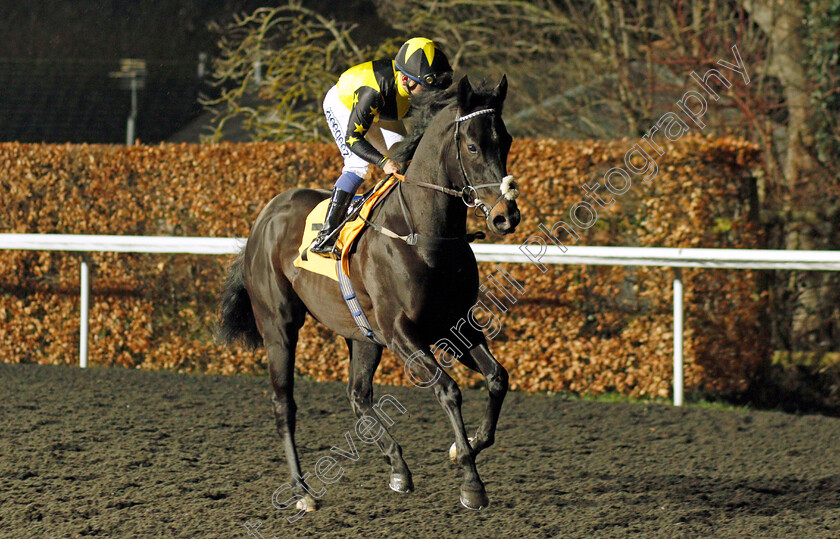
[390,83,499,165]
[389,87,456,165]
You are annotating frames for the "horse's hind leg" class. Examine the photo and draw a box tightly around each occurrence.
[252,290,317,512]
[345,338,413,493]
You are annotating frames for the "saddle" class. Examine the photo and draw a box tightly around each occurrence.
[293,176,401,281]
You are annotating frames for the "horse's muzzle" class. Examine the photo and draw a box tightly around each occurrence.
[490,206,520,234]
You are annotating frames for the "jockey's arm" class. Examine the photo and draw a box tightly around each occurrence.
[344,87,391,170]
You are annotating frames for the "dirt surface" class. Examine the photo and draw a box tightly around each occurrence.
[1,363,839,538]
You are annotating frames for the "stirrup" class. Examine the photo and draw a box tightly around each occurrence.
[310,245,340,259]
[309,233,341,259]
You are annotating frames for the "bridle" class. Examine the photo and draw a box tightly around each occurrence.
[453,108,517,217]
[399,107,519,219]
[361,106,519,247]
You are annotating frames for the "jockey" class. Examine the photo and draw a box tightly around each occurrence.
[310,37,453,257]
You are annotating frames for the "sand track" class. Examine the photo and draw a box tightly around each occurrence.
[1,364,839,538]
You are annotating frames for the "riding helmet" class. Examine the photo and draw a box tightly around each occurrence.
[394,37,453,89]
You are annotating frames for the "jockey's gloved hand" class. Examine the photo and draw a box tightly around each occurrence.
[382,158,403,176]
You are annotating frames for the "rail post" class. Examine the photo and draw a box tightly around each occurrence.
[80,260,89,368]
[672,267,684,406]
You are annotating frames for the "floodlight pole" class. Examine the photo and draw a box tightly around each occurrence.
[127,76,139,146]
[110,59,146,146]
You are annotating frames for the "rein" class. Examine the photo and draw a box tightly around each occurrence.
[366,107,519,247]
[361,176,483,247]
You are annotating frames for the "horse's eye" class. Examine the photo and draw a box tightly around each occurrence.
[467,144,478,154]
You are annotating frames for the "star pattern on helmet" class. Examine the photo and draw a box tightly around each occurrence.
[403,38,436,66]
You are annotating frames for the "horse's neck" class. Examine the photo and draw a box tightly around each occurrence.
[383,111,467,238]
[400,170,467,238]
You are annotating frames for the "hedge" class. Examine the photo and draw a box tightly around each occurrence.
[0,136,765,398]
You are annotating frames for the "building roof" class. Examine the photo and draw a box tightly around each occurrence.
[0,59,211,143]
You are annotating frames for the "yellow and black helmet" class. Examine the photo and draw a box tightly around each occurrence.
[394,37,453,89]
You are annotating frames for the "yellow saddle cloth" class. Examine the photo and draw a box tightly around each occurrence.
[293,176,400,281]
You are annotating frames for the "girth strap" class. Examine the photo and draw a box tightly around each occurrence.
[337,261,383,345]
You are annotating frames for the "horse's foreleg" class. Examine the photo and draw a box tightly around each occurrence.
[345,339,413,493]
[390,319,488,510]
[455,343,508,459]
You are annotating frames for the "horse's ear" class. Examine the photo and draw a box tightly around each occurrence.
[457,75,473,110]
[493,74,508,105]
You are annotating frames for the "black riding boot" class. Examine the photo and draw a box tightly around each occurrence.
[310,188,354,257]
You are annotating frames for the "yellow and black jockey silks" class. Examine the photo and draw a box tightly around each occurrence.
[336,59,411,167]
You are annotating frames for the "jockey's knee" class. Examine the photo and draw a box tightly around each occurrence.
[335,171,364,194]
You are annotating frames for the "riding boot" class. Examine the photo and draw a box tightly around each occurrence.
[310,188,354,257]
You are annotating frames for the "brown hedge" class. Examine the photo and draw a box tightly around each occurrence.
[0,137,765,398]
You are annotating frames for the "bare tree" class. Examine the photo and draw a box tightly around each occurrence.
[205,2,381,142]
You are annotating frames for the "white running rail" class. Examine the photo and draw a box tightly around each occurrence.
[2,233,840,405]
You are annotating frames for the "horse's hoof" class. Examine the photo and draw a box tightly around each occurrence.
[389,472,414,493]
[295,494,319,512]
[449,437,476,464]
[459,485,489,510]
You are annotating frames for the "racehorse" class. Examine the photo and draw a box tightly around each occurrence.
[219,75,520,511]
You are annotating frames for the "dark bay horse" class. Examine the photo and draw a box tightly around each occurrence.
[220,75,520,512]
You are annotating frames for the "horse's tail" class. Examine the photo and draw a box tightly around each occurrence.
[219,249,263,349]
